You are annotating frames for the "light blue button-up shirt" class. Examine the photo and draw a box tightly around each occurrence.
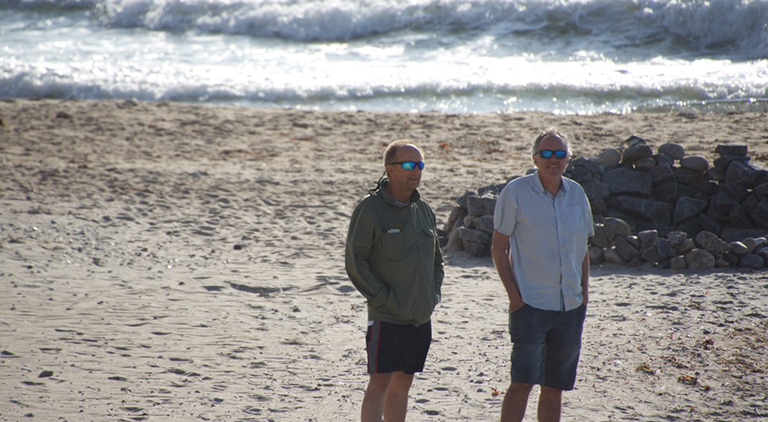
[494,172,594,312]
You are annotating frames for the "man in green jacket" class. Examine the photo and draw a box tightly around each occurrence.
[345,139,444,422]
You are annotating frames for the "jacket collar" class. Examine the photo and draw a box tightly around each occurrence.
[378,180,421,205]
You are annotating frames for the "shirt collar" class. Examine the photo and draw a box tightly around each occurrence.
[532,170,569,194]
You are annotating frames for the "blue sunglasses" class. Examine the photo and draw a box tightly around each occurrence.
[389,161,425,171]
[537,149,568,159]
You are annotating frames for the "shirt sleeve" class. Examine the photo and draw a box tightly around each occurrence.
[345,200,390,308]
[493,183,517,236]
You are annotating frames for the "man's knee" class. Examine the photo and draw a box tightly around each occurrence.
[367,373,393,392]
[509,382,534,396]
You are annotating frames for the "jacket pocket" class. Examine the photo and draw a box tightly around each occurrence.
[379,224,407,261]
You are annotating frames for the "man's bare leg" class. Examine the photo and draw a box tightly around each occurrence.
[537,386,563,422]
[500,382,533,422]
[382,372,414,422]
[361,373,392,422]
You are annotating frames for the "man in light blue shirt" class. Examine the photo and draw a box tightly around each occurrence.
[491,128,593,422]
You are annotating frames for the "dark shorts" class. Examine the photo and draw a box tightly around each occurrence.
[366,320,432,375]
[508,304,587,391]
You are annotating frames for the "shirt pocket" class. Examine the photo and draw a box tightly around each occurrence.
[379,224,408,261]
[564,205,587,232]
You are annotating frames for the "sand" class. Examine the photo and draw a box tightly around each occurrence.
[1,99,766,422]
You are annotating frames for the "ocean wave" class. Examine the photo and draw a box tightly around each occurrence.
[2,62,766,114]
[5,0,765,59]
[0,0,768,59]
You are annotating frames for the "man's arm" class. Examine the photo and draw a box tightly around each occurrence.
[345,205,389,307]
[581,249,590,307]
[491,230,525,312]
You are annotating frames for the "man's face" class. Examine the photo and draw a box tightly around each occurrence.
[388,145,423,191]
[533,135,570,179]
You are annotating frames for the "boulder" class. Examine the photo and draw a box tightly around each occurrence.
[603,168,652,196]
[686,249,715,270]
[673,197,708,225]
[466,195,497,217]
[622,144,654,164]
[658,143,685,160]
[680,155,709,173]
[606,196,673,227]
[649,163,676,186]
[598,148,622,169]
[738,254,764,269]
[695,231,730,256]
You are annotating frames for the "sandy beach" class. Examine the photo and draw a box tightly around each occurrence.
[1,99,766,421]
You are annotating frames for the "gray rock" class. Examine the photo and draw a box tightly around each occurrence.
[673,196,708,225]
[725,160,764,188]
[466,195,496,217]
[723,252,740,267]
[622,144,654,164]
[728,241,750,256]
[686,249,715,270]
[463,240,486,257]
[649,163,676,186]
[678,238,696,255]
[472,215,495,234]
[695,231,731,256]
[641,239,662,263]
[698,213,722,237]
[756,200,768,229]
[603,168,652,196]
[582,179,611,201]
[604,217,632,240]
[738,254,764,269]
[680,155,709,173]
[614,236,640,262]
[456,190,477,209]
[743,237,767,253]
[635,158,657,172]
[654,153,675,167]
[626,235,641,250]
[589,245,604,265]
[667,231,688,247]
[445,206,468,233]
[719,227,768,243]
[457,227,490,244]
[606,195,673,227]
[590,199,608,214]
[707,191,739,223]
[598,148,622,169]
[591,224,612,248]
[603,247,626,265]
[659,143,685,160]
[670,255,687,270]
[624,135,647,148]
[637,230,659,244]
[716,144,748,157]
[715,257,731,268]
[755,247,768,263]
[729,205,754,228]
[655,183,695,203]
[673,166,701,186]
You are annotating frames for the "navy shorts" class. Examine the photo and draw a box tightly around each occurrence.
[366,320,432,375]
[508,304,587,391]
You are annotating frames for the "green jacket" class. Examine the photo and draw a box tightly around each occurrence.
[345,183,444,326]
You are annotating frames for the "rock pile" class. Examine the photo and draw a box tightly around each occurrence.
[441,138,768,270]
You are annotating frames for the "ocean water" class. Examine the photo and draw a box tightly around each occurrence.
[1,0,767,115]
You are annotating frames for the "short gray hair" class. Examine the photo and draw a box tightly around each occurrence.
[532,128,570,155]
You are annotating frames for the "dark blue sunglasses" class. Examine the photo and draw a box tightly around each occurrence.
[537,149,568,159]
[389,161,425,171]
